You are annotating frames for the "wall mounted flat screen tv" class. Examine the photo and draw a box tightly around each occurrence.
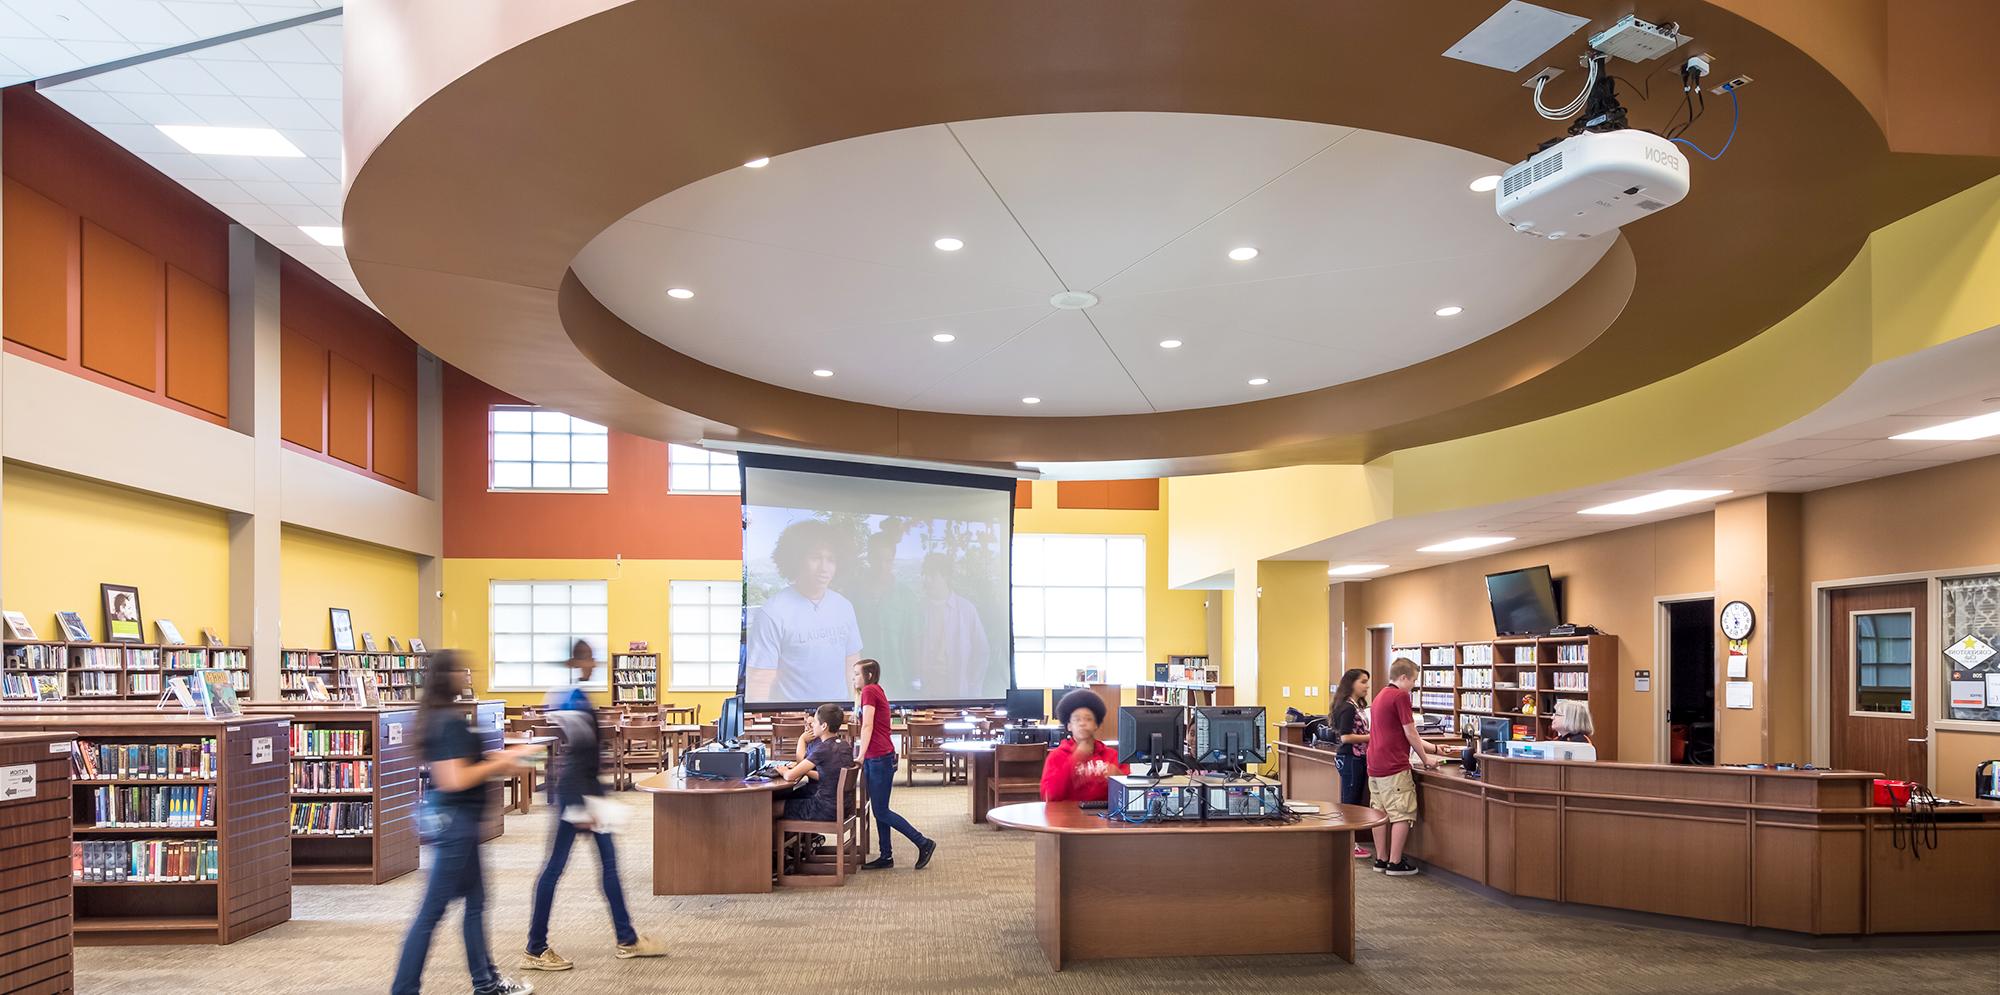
[1485,565,1563,637]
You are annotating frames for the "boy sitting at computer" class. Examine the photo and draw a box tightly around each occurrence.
[1041,689,1127,803]
[771,703,854,822]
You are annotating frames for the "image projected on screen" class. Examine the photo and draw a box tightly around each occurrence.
[742,463,1011,707]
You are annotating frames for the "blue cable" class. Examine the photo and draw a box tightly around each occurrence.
[1672,86,1738,161]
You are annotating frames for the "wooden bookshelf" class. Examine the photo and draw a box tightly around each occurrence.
[0,713,292,944]
[446,699,508,842]
[1380,634,1618,759]
[1133,681,1234,707]
[2,641,251,701]
[1060,682,1121,712]
[611,652,660,705]
[242,703,420,885]
[278,649,429,702]
[0,731,75,993]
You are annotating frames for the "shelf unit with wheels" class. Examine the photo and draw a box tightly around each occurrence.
[243,703,420,885]
[0,731,75,993]
[611,652,660,705]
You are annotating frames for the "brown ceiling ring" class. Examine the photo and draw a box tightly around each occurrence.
[344,0,2000,474]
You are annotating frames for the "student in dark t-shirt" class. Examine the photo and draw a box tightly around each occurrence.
[772,702,855,822]
[1328,668,1373,858]
[391,653,542,995]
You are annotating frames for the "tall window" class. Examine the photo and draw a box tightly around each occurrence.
[489,406,609,492]
[670,580,742,691]
[668,444,739,494]
[1012,534,1146,689]
[490,581,608,690]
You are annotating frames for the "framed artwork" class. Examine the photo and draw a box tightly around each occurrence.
[627,640,650,652]
[56,611,93,643]
[100,584,143,642]
[361,632,379,652]
[155,619,186,645]
[329,608,355,651]
[3,611,36,640]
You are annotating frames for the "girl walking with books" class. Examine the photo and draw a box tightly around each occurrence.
[391,652,544,995]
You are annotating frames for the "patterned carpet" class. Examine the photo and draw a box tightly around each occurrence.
[76,778,2000,994]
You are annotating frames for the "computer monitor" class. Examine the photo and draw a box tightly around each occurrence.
[1193,706,1266,770]
[1116,706,1189,773]
[1004,687,1044,725]
[1475,716,1512,754]
[717,694,744,744]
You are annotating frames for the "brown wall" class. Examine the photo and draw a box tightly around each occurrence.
[278,258,420,490]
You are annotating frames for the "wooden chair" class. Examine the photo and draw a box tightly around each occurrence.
[660,704,698,726]
[903,720,949,786]
[771,719,807,758]
[613,715,664,789]
[990,743,1048,822]
[774,764,863,887]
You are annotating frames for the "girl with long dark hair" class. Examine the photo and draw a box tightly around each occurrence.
[1329,667,1373,858]
[391,651,544,995]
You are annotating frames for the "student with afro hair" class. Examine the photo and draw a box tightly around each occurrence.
[1039,689,1128,803]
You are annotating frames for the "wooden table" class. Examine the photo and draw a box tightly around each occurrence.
[634,770,784,895]
[987,800,1385,970]
[503,735,557,814]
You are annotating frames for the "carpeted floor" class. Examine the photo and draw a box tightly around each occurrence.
[75,779,2000,994]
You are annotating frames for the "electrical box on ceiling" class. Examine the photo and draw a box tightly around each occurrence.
[1588,15,1690,63]
[1496,129,1689,240]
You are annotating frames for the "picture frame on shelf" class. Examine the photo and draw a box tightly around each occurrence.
[627,640,649,652]
[100,584,143,642]
[156,619,186,645]
[361,632,379,652]
[3,611,35,640]
[330,608,355,651]
[409,638,426,653]
[55,611,92,643]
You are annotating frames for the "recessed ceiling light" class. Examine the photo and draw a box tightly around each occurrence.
[812,369,833,378]
[1228,246,1259,261]
[1159,339,1183,349]
[1328,564,1389,576]
[1891,411,2000,441]
[1247,377,1269,386]
[743,157,770,168]
[1580,489,1733,516]
[666,288,695,299]
[1021,396,1041,405]
[1418,536,1515,553]
[1435,305,1464,317]
[156,124,304,157]
[932,332,956,343]
[1469,174,1502,193]
[934,237,964,252]
[298,226,343,247]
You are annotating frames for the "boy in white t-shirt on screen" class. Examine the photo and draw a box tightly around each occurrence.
[746,519,863,702]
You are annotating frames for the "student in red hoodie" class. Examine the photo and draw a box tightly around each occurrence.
[1040,689,1127,803]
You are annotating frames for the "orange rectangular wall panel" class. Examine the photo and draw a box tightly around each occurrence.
[78,220,162,391]
[1057,480,1111,509]
[280,330,327,450]
[1105,479,1161,510]
[372,375,417,485]
[163,265,229,418]
[326,351,372,469]
[2,178,76,359]
[1015,480,1033,509]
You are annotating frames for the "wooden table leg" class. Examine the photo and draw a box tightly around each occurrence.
[1331,829,1355,962]
[1035,834,1064,970]
[652,789,776,895]
[521,768,536,813]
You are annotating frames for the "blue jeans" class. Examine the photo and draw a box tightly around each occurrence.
[391,818,495,995]
[863,753,927,859]
[527,808,637,953]
[1335,753,1368,808]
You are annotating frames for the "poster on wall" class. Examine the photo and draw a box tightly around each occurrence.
[1946,634,1995,669]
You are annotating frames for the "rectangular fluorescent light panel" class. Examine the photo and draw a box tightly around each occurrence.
[1328,564,1389,576]
[1418,536,1515,553]
[1891,411,2000,441]
[1580,489,1732,516]
[156,125,305,158]
[299,226,344,247]
[1443,1,1590,72]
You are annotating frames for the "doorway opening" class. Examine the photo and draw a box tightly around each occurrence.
[1664,598,1715,765]
[1366,625,1393,687]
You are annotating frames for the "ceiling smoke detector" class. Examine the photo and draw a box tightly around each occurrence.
[1050,291,1099,310]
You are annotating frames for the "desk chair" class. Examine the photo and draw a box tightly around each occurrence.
[990,743,1048,820]
[904,720,949,786]
[613,715,664,789]
[772,720,806,758]
[774,764,863,888]
[660,704,698,726]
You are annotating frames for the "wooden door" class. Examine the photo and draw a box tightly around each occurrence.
[1827,582,1928,781]
[1367,627,1392,686]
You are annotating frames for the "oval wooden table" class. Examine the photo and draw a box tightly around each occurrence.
[634,770,784,895]
[987,800,1387,970]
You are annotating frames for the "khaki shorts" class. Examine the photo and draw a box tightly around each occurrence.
[1368,770,1418,824]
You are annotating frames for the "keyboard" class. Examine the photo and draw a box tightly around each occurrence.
[1078,800,1107,810]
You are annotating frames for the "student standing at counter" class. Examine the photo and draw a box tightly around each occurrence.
[1329,668,1372,859]
[1368,660,1447,877]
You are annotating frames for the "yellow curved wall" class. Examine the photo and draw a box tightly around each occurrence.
[279,525,420,650]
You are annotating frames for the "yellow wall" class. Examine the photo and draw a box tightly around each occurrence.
[280,525,420,650]
[1165,463,1390,588]
[1257,560,1330,749]
[2,463,231,642]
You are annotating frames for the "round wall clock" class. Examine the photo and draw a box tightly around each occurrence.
[1720,600,1755,641]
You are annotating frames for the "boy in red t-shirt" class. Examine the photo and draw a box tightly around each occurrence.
[1041,689,1127,802]
[1367,659,1447,876]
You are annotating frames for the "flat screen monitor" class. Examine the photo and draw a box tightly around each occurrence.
[1004,687,1044,725]
[1475,716,1512,753]
[1485,565,1562,636]
[1116,706,1188,772]
[717,694,744,744]
[1193,706,1266,768]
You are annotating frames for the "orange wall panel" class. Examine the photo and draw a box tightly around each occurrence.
[2,178,76,359]
[1057,480,1110,509]
[163,265,229,418]
[372,375,417,484]
[1105,478,1161,510]
[280,330,326,450]
[1015,480,1033,509]
[78,220,161,391]
[327,351,372,469]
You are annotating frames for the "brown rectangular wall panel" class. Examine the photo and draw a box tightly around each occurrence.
[2,179,76,358]
[1015,480,1033,508]
[372,375,416,484]
[281,329,327,450]
[1105,478,1161,510]
[327,351,371,468]
[79,220,161,389]
[1057,480,1110,509]
[164,265,229,417]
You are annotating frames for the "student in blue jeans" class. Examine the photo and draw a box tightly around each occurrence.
[519,642,665,972]
[852,659,936,869]
[392,652,543,995]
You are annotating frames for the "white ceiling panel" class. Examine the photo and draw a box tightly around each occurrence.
[904,309,1152,417]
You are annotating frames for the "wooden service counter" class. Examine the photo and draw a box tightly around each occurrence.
[1278,742,2000,937]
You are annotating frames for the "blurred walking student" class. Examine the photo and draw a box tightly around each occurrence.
[391,652,544,995]
[520,641,665,973]
[852,658,938,869]
[1328,668,1373,858]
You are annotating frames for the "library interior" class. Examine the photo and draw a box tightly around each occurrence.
[4,3,2000,993]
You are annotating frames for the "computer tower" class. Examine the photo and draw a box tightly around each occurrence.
[1190,774,1285,819]
[685,743,766,779]
[1105,775,1202,822]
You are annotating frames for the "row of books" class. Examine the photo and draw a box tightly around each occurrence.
[3,644,62,669]
[0,672,60,698]
[292,760,373,793]
[1555,643,1589,663]
[163,648,248,670]
[1418,690,1455,711]
[86,784,216,828]
[291,727,369,757]
[73,839,218,883]
[72,646,125,670]
[72,738,218,780]
[1461,667,1493,689]
[73,671,119,695]
[1551,672,1590,690]
[291,800,373,836]
[1459,691,1494,713]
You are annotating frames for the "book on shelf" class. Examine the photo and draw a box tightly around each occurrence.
[292,759,374,793]
[86,784,216,828]
[3,611,35,640]
[291,727,369,757]
[73,838,218,883]
[156,619,186,645]
[291,799,374,836]
[71,738,218,780]
[56,610,92,642]
[202,626,224,647]
[4,642,63,669]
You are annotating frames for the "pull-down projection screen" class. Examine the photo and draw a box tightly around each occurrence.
[738,453,1013,709]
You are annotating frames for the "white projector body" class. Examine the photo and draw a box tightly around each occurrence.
[1496,129,1690,240]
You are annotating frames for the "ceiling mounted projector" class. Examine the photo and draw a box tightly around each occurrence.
[1496,129,1688,240]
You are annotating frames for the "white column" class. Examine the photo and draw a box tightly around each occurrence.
[416,350,444,648]
[226,226,282,694]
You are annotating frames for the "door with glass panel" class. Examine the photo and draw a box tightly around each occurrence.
[1826,583,1927,782]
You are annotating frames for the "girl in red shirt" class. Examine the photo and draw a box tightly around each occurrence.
[1040,689,1128,803]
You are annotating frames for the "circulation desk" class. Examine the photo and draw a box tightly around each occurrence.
[987,800,1386,970]
[1277,742,2000,936]
[633,770,783,894]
